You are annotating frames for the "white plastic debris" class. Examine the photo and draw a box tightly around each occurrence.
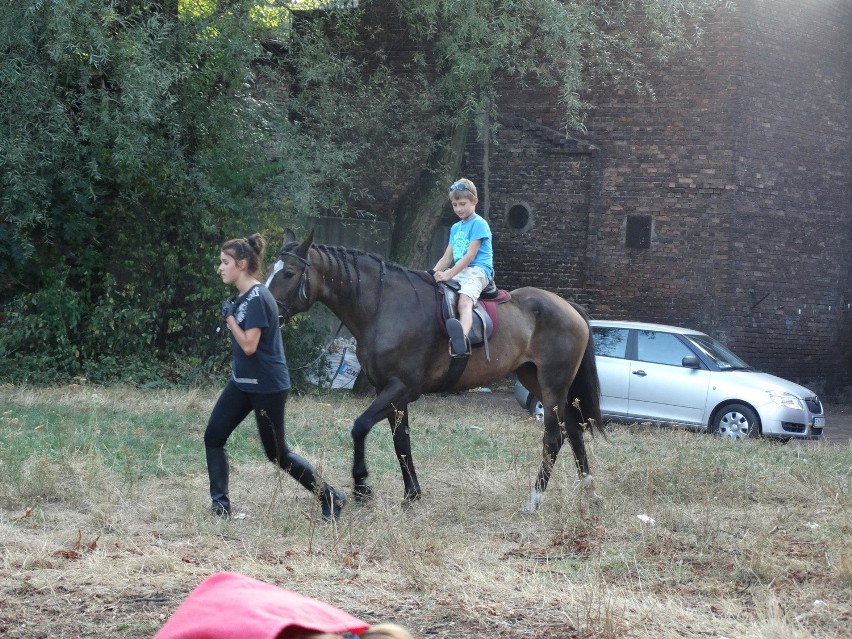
[637,514,656,526]
[307,337,361,389]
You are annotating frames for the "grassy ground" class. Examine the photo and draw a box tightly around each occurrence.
[1,384,850,638]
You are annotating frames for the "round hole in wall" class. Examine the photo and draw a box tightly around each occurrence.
[507,203,532,232]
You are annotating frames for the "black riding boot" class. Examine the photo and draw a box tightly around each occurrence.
[205,446,231,518]
[281,451,347,522]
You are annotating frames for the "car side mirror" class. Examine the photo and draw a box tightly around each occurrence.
[682,355,701,369]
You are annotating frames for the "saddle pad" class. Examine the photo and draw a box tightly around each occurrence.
[437,289,511,336]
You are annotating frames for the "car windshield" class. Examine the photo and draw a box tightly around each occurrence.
[686,334,752,370]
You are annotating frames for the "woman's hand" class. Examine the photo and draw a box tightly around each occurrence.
[221,297,235,318]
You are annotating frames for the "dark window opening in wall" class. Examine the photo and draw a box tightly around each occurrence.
[507,203,532,232]
[626,215,652,249]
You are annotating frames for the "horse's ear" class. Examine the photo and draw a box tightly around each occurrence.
[295,229,314,258]
[283,229,296,246]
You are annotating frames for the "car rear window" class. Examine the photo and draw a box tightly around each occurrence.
[592,327,629,358]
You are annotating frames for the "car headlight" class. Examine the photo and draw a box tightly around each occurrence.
[768,391,803,410]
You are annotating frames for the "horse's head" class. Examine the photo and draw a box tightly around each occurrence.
[265,229,315,321]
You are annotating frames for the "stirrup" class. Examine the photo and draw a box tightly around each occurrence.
[446,318,470,357]
[449,337,471,358]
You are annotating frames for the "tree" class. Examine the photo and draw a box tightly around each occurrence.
[280,0,728,265]
[0,0,727,384]
[0,0,334,382]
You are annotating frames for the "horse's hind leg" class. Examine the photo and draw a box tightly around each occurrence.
[388,406,422,503]
[522,393,599,512]
[564,409,601,503]
[522,392,567,513]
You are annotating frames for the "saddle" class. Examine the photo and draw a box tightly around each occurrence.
[437,280,511,361]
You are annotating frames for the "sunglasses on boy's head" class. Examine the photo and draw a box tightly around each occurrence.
[449,182,474,195]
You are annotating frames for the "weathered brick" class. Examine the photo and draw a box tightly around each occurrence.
[458,0,850,392]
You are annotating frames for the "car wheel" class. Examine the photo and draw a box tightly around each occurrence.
[531,398,544,421]
[712,403,760,440]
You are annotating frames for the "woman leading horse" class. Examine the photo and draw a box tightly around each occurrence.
[266,230,604,511]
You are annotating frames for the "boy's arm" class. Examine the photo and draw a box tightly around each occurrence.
[432,244,454,273]
[434,239,482,282]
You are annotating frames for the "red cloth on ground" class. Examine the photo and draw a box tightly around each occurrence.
[154,572,370,639]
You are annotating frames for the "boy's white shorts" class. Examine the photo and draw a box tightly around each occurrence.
[454,266,490,302]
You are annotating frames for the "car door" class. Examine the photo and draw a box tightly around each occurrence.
[627,329,711,425]
[591,326,631,418]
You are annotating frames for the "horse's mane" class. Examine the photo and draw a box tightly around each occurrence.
[311,243,435,312]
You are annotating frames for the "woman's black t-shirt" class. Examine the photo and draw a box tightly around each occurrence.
[229,284,290,393]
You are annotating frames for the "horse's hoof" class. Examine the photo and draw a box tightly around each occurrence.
[519,488,544,513]
[353,484,373,502]
[401,491,421,507]
[581,475,603,505]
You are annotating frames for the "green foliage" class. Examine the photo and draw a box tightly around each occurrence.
[0,0,328,385]
[0,0,726,385]
[0,269,161,384]
[281,313,334,392]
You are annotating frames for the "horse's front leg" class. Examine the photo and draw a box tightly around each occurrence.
[350,378,407,501]
[388,405,421,503]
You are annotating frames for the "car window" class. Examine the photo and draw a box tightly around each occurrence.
[592,327,629,358]
[636,330,693,366]
[686,334,751,370]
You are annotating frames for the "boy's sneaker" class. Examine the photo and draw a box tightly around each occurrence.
[446,318,471,357]
[320,485,347,522]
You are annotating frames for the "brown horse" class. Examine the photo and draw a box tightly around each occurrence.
[266,230,604,511]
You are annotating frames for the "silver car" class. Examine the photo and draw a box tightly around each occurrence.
[515,320,825,441]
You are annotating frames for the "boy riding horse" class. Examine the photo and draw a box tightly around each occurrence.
[432,178,494,357]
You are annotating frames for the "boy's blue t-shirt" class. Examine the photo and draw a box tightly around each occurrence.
[229,284,291,393]
[450,213,494,279]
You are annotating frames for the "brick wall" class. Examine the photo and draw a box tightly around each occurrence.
[460,0,851,391]
[722,0,851,387]
[580,5,741,328]
[460,117,597,305]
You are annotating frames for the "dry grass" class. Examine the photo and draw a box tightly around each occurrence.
[1,384,850,638]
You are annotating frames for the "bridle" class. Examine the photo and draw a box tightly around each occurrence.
[266,249,311,320]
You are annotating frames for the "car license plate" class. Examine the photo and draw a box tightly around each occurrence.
[813,416,825,428]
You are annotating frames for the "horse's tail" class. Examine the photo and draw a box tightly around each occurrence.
[567,302,605,437]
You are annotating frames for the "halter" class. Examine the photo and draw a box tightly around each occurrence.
[278,251,311,301]
[266,250,311,320]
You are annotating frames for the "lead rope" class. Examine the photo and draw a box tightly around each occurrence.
[277,319,346,374]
